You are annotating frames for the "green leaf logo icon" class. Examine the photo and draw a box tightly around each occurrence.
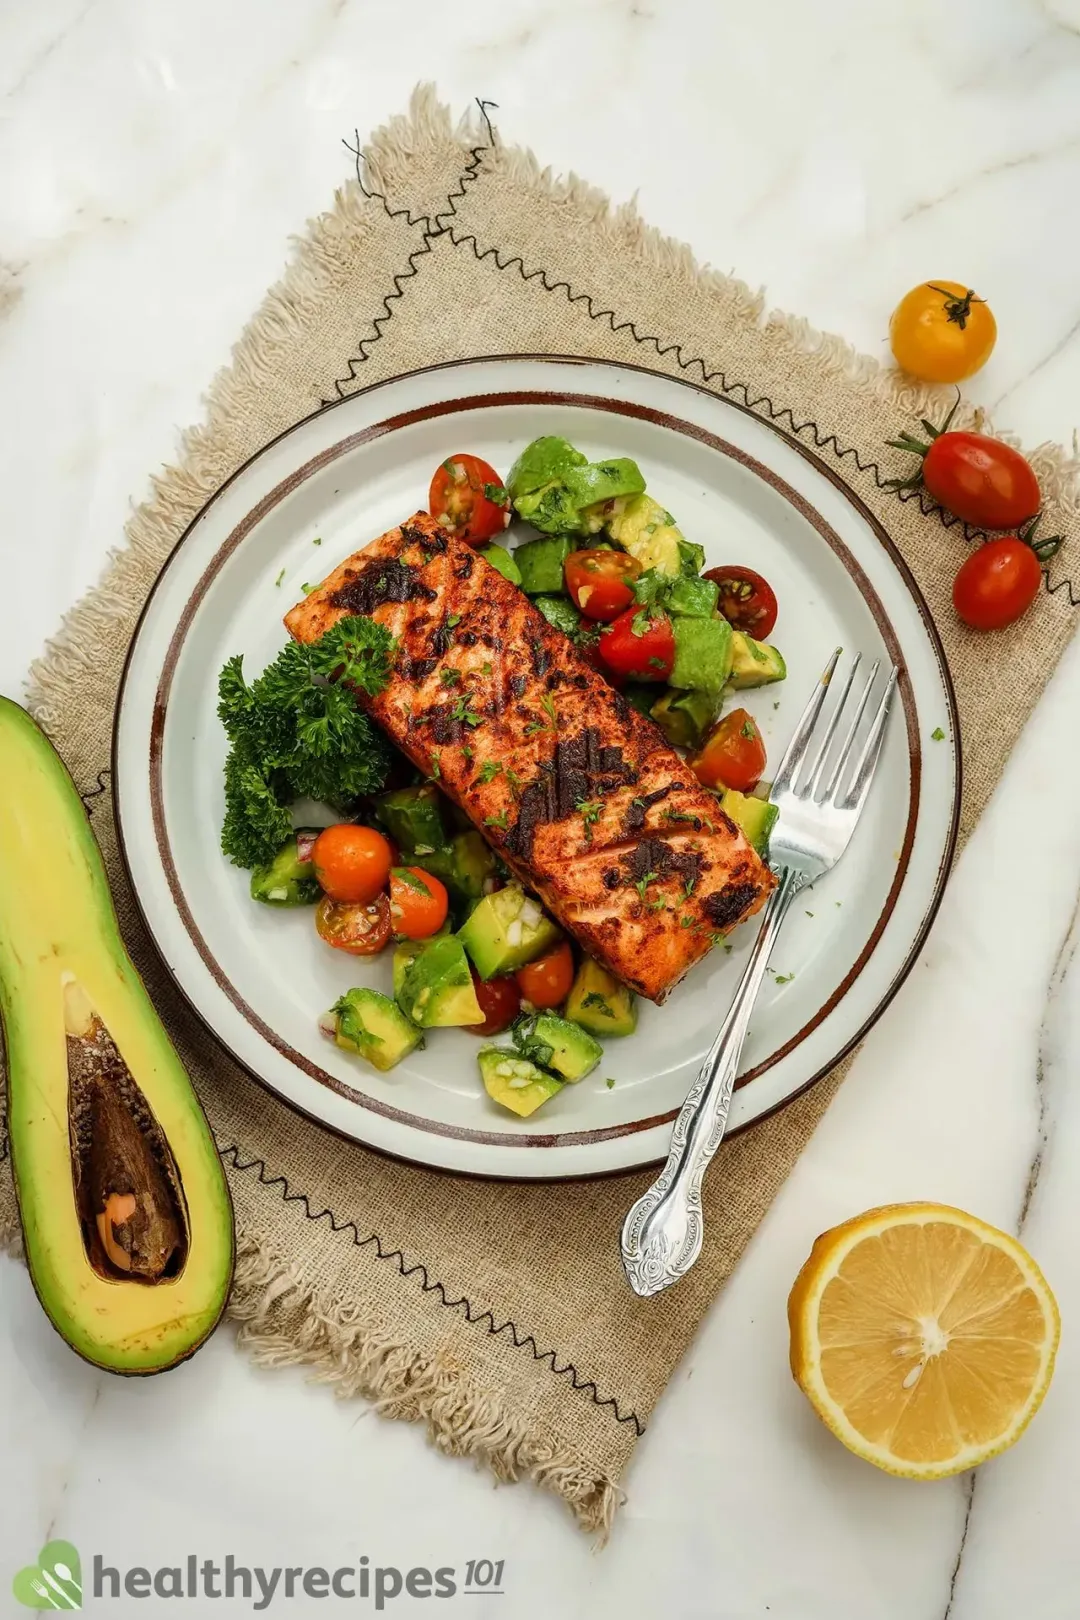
[12,1542,82,1609]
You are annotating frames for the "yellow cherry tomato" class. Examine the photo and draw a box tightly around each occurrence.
[889,281,997,384]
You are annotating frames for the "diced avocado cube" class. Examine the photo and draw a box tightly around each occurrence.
[606,494,683,576]
[457,881,561,979]
[506,436,586,499]
[727,631,787,690]
[249,830,322,906]
[481,544,522,587]
[534,594,582,637]
[513,482,589,537]
[650,687,717,751]
[720,788,779,855]
[394,933,483,1028]
[666,574,719,618]
[531,1013,602,1081]
[669,616,734,698]
[375,784,446,855]
[514,535,574,594]
[561,458,646,509]
[565,957,637,1038]
[331,988,422,1072]
[478,1047,564,1118]
[414,832,496,907]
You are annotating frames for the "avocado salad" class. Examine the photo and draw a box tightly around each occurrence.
[217,438,788,1120]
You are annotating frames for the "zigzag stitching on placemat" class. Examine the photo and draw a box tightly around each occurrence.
[322,102,500,408]
[436,217,1078,608]
[220,1143,646,1435]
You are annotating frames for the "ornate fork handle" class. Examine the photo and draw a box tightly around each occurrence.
[621,867,800,1298]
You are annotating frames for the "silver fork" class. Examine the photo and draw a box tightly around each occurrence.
[621,649,899,1298]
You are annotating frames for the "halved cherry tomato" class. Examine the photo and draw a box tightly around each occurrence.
[953,537,1042,631]
[312,823,393,904]
[315,893,392,955]
[888,402,1042,531]
[703,566,778,639]
[689,709,767,793]
[564,548,643,622]
[389,866,449,939]
[429,454,510,545]
[464,968,521,1036]
[889,282,997,385]
[598,610,675,682]
[515,940,575,1009]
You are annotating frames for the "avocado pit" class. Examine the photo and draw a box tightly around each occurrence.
[64,982,187,1285]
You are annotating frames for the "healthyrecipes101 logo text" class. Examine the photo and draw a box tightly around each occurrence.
[14,1542,506,1610]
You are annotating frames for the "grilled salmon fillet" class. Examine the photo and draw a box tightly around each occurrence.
[285,512,775,1003]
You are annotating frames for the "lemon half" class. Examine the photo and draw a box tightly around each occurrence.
[788,1203,1059,1479]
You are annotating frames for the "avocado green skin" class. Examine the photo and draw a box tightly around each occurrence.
[727,631,787,690]
[394,933,482,1027]
[480,544,523,587]
[564,957,638,1039]
[375,784,447,854]
[505,436,587,499]
[530,1013,603,1082]
[0,697,234,1375]
[650,687,718,752]
[514,534,575,594]
[533,594,583,637]
[561,458,646,509]
[669,617,734,699]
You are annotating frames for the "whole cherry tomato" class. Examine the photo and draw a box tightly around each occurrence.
[464,969,522,1036]
[312,824,393,904]
[689,709,767,793]
[888,401,1041,531]
[429,454,510,545]
[564,548,643,622]
[889,282,997,384]
[953,537,1043,631]
[598,609,675,682]
[515,940,575,1009]
[703,566,779,639]
[389,867,449,939]
[315,893,392,955]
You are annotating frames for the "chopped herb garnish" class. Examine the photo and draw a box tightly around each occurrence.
[274,568,286,588]
[393,867,431,896]
[447,613,462,628]
[429,751,441,779]
[741,719,757,740]
[576,798,603,845]
[774,972,795,986]
[805,910,814,918]
[301,583,314,595]
[312,536,322,546]
[681,913,695,928]
[683,875,697,898]
[482,661,493,676]
[483,482,510,508]
[583,992,615,1017]
[773,701,781,711]
[664,807,702,829]
[484,811,509,830]
[648,896,667,912]
[541,693,558,726]
[505,768,524,798]
[633,870,659,902]
[461,743,474,762]
[478,760,503,783]
[931,726,946,741]
[605,1077,616,1090]
[450,695,482,727]
[440,667,462,687]
[647,655,666,670]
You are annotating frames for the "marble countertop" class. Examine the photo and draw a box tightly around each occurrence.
[4,1,1080,1614]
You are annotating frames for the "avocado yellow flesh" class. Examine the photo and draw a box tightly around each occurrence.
[0,698,234,1374]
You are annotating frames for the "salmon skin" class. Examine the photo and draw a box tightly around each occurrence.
[285,512,775,1004]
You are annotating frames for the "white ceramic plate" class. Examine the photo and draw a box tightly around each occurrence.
[114,357,960,1179]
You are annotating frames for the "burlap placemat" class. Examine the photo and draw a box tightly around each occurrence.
[3,90,1079,1533]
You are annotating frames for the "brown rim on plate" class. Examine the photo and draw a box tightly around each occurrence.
[114,370,960,1159]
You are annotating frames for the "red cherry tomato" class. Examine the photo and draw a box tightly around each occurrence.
[428,454,510,545]
[389,867,449,939]
[464,969,522,1036]
[312,824,393,904]
[598,610,675,682]
[564,549,643,622]
[953,537,1042,631]
[515,940,575,1009]
[315,893,392,956]
[889,405,1041,531]
[689,709,767,793]
[702,566,779,639]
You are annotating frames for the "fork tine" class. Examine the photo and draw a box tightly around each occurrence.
[837,666,899,811]
[771,647,843,798]
[797,652,862,798]
[820,659,880,802]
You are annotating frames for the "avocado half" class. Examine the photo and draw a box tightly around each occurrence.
[0,698,234,1374]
